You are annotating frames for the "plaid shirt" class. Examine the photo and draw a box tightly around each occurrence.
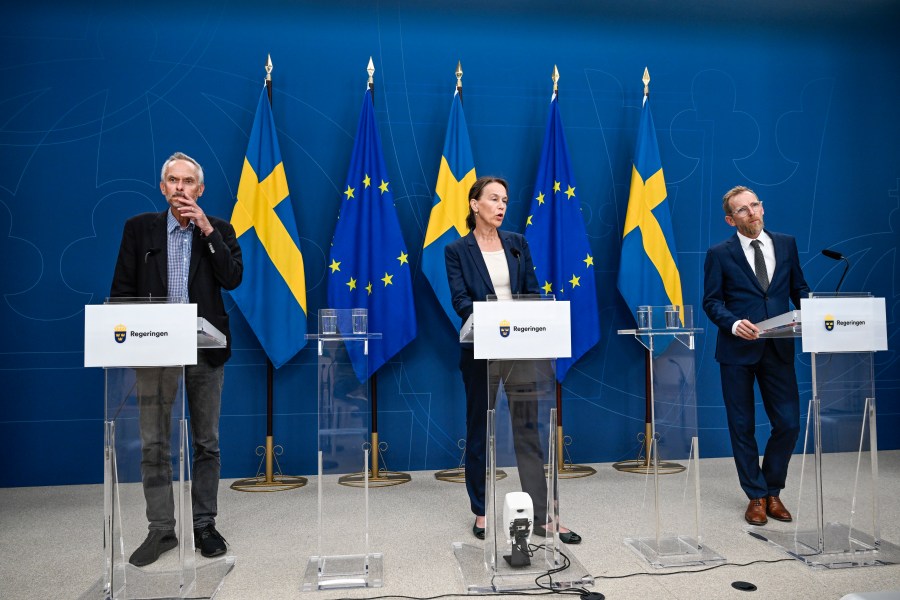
[166,210,194,303]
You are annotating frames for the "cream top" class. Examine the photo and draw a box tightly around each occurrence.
[482,250,512,300]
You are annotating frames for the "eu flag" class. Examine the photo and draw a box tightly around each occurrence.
[327,89,417,381]
[617,96,683,324]
[229,85,307,369]
[525,93,600,382]
[422,90,477,332]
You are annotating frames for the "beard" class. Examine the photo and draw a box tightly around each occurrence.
[738,218,763,238]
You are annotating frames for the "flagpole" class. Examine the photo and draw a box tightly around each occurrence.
[231,54,307,492]
[549,65,595,479]
[434,62,467,484]
[339,57,410,488]
[613,68,684,475]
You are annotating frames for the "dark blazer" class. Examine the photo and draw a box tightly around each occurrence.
[110,210,243,366]
[445,230,540,321]
[703,230,809,365]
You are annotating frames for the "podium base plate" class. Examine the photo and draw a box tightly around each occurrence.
[302,553,383,591]
[451,541,593,593]
[624,536,725,568]
[87,555,234,600]
[747,522,900,569]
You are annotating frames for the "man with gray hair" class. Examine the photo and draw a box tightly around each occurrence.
[111,152,243,566]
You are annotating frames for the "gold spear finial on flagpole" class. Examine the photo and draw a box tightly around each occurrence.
[552,64,560,94]
[643,67,650,98]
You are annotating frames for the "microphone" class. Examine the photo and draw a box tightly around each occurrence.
[510,248,521,260]
[144,248,161,263]
[821,248,850,293]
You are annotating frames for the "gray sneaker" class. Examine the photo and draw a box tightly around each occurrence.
[129,530,177,567]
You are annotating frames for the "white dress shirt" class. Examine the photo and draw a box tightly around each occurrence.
[732,230,775,334]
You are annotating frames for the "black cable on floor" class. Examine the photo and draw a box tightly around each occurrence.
[593,557,796,580]
[329,555,797,600]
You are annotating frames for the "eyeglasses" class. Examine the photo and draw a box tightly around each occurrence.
[731,201,762,218]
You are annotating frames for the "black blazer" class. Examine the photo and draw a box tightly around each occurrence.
[110,210,243,366]
[445,230,540,322]
[702,230,809,365]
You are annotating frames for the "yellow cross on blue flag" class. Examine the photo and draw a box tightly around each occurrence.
[422,90,477,332]
[525,93,600,382]
[617,95,683,324]
[229,85,308,368]
[327,88,417,381]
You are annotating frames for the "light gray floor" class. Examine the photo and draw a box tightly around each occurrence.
[2,452,899,600]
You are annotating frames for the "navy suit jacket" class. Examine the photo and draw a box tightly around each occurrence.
[703,230,809,365]
[445,230,540,322]
[110,210,243,367]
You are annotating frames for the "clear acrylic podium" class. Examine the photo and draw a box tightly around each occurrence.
[617,305,725,568]
[302,308,384,591]
[87,299,234,600]
[750,293,900,568]
[453,296,593,593]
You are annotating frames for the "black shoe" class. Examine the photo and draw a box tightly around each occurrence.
[532,523,582,545]
[194,524,228,558]
[129,530,177,567]
[473,521,485,540]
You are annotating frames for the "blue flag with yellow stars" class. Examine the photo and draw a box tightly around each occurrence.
[525,93,600,382]
[617,95,683,325]
[229,85,307,369]
[327,88,417,381]
[421,90,477,332]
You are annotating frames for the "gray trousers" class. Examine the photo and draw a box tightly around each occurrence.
[136,354,223,532]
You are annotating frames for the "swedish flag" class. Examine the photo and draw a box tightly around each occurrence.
[229,86,308,368]
[422,90,477,332]
[617,96,683,324]
[525,93,600,382]
[327,88,417,381]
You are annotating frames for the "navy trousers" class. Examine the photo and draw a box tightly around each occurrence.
[720,340,801,500]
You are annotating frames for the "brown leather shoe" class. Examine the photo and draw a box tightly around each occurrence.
[766,495,793,522]
[745,497,767,525]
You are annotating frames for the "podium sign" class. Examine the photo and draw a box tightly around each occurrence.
[85,303,197,367]
[800,297,887,353]
[472,300,571,359]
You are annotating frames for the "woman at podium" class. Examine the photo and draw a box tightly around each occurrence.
[445,176,581,544]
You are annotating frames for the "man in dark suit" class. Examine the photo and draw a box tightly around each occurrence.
[111,152,242,565]
[703,185,809,526]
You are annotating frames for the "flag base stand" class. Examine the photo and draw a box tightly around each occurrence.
[230,436,307,492]
[558,463,597,478]
[612,426,685,475]
[434,467,466,482]
[544,427,597,479]
[435,440,508,483]
[339,432,411,488]
[612,459,685,475]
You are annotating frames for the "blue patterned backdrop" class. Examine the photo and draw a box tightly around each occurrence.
[2,0,898,486]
